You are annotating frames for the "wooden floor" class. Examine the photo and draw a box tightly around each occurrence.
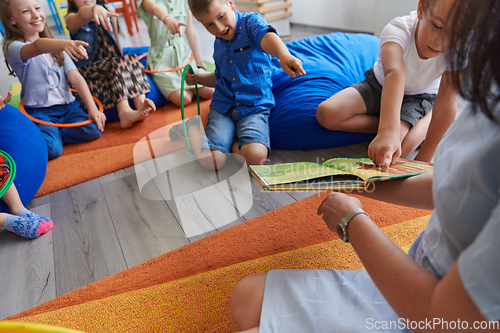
[0,18,367,320]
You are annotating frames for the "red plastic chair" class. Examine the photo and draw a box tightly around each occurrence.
[107,0,139,36]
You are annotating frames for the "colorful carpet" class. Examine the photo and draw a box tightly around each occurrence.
[35,99,212,197]
[6,193,432,332]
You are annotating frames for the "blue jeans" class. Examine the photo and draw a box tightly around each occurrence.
[201,106,270,154]
[25,100,102,160]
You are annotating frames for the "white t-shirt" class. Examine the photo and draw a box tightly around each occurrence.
[372,11,447,95]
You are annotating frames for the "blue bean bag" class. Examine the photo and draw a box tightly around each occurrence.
[269,32,380,150]
[103,46,169,123]
[0,104,48,214]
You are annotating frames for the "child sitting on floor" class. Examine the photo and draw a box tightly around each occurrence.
[138,0,214,107]
[170,0,305,170]
[66,0,156,129]
[1,0,106,161]
[316,0,458,170]
[0,102,53,239]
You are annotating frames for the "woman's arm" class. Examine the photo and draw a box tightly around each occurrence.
[318,193,491,333]
[65,5,118,33]
[65,70,106,131]
[368,42,406,171]
[108,6,123,55]
[415,71,458,162]
[185,11,207,70]
[361,171,434,210]
[20,39,88,62]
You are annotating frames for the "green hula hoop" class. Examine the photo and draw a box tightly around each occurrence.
[180,64,201,154]
[0,150,16,198]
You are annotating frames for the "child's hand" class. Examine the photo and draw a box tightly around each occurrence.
[64,40,89,62]
[93,5,119,31]
[280,55,306,78]
[89,109,106,131]
[368,133,401,172]
[163,16,187,37]
[0,92,13,110]
[185,71,199,86]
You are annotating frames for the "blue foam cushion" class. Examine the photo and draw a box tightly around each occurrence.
[269,33,380,150]
[0,104,48,213]
[104,47,168,123]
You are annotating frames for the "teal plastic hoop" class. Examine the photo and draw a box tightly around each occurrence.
[0,150,16,198]
[180,64,201,154]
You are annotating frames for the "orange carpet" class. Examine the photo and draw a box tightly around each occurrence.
[36,100,212,197]
[7,192,432,331]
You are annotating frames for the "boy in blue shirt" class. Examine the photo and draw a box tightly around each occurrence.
[170,0,305,170]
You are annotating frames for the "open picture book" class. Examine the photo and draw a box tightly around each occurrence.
[248,158,434,191]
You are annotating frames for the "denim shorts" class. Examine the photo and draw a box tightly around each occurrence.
[201,106,271,154]
[351,68,437,128]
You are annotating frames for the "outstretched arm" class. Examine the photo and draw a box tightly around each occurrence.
[185,11,207,70]
[65,5,118,33]
[415,71,458,162]
[141,0,186,36]
[66,70,106,131]
[368,41,406,171]
[260,32,305,78]
[20,39,88,62]
[317,192,491,332]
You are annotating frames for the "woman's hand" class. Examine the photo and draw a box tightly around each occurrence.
[317,192,363,233]
[163,16,187,36]
[93,5,119,31]
[64,40,89,61]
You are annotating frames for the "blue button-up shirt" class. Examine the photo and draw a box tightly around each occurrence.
[211,10,277,118]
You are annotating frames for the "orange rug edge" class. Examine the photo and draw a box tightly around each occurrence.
[7,193,431,320]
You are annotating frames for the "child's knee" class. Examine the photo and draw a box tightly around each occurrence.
[241,143,268,165]
[47,144,63,160]
[316,101,338,128]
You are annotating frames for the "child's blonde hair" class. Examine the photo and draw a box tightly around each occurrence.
[188,0,229,16]
[0,0,64,76]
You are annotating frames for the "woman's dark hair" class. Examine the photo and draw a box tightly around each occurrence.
[447,0,500,121]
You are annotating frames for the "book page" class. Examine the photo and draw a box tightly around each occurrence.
[323,158,433,181]
[250,162,358,186]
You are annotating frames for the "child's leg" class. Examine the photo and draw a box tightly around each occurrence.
[316,87,378,133]
[59,100,102,144]
[0,185,53,239]
[116,100,150,129]
[1,183,24,215]
[132,95,156,116]
[399,94,436,158]
[235,143,268,166]
[169,107,235,170]
[168,90,195,107]
[401,111,432,158]
[197,87,215,100]
[168,87,214,107]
